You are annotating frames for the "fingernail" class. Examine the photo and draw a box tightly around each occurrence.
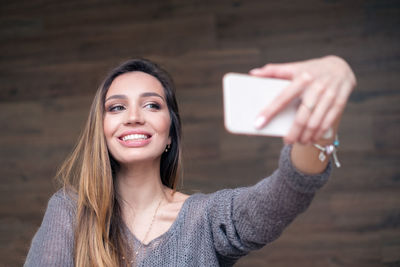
[322,127,333,139]
[254,116,266,129]
[249,68,261,74]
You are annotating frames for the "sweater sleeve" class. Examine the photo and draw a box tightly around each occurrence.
[210,145,331,265]
[24,190,76,267]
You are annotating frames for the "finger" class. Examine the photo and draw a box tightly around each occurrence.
[314,107,341,142]
[302,88,336,141]
[300,80,339,143]
[313,81,352,141]
[254,72,313,129]
[249,62,300,80]
[284,102,312,144]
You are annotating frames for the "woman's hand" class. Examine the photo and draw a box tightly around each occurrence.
[250,55,356,144]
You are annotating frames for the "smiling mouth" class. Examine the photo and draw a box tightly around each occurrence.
[120,134,151,141]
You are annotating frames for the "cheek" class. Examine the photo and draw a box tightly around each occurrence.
[158,113,172,136]
[103,116,116,139]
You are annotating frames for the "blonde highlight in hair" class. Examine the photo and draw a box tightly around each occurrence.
[57,59,182,266]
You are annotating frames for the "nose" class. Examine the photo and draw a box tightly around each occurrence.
[125,106,144,125]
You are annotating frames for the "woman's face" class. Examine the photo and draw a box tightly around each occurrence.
[103,71,171,166]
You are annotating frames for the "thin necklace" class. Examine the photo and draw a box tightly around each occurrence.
[119,194,164,264]
[134,197,163,256]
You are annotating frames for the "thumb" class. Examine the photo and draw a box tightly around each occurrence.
[249,62,298,80]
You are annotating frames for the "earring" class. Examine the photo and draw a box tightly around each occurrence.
[165,144,171,152]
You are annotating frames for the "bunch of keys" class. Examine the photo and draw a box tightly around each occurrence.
[313,135,341,168]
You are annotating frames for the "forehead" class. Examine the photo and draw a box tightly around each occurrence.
[106,71,165,97]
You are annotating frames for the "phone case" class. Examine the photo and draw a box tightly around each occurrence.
[223,73,300,137]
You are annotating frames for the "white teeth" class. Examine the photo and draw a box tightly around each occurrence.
[122,134,149,141]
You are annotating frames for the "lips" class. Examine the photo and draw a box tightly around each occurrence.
[121,133,150,141]
[118,131,152,147]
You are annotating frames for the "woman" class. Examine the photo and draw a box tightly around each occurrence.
[24,56,356,266]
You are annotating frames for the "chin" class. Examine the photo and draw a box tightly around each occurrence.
[114,153,162,166]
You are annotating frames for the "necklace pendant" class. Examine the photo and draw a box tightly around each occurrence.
[318,151,326,162]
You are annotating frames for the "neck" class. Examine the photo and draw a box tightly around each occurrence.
[116,159,167,212]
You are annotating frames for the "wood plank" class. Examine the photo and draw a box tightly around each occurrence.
[1,0,399,266]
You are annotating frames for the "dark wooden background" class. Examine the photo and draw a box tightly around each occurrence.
[1,0,399,266]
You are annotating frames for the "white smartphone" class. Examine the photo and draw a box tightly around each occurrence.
[223,73,300,137]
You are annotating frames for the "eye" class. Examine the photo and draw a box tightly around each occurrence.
[144,102,161,110]
[108,104,126,112]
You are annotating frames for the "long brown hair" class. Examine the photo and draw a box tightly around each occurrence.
[57,59,182,266]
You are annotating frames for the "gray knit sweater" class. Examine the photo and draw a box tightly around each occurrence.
[24,145,331,266]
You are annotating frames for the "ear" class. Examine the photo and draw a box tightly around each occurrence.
[168,136,171,145]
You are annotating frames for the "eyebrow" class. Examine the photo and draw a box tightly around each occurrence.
[105,92,165,102]
[141,92,165,100]
[105,94,127,102]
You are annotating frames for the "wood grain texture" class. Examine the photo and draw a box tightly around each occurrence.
[0,0,399,266]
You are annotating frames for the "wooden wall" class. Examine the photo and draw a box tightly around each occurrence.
[1,0,399,266]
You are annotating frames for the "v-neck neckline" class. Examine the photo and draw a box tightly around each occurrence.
[122,193,195,247]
